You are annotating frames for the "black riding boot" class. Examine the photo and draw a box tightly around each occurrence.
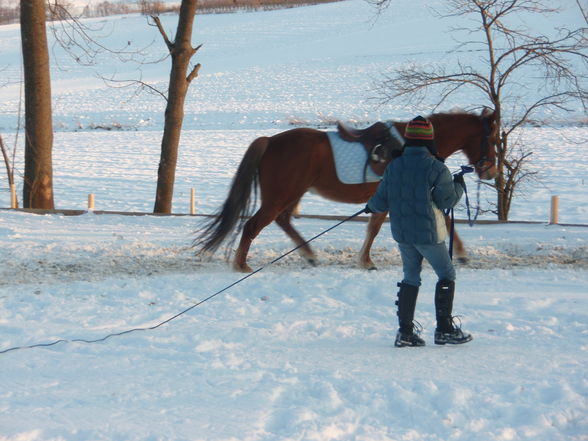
[394,282,425,347]
[434,280,473,345]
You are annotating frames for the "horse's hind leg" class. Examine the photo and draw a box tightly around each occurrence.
[233,206,279,273]
[452,230,467,263]
[274,201,317,266]
[359,211,388,270]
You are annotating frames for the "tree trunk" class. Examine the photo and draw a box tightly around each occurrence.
[495,131,508,220]
[20,0,55,209]
[153,0,200,214]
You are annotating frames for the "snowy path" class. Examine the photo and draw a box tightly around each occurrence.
[1,211,587,441]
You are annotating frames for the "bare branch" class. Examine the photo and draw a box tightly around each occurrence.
[187,63,201,84]
[577,0,588,23]
[193,43,204,56]
[364,0,392,10]
[374,61,491,107]
[100,75,168,102]
[47,1,155,66]
[151,15,173,51]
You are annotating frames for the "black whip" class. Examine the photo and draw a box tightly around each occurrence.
[0,209,365,355]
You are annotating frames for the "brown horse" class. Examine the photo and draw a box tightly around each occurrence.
[195,110,497,272]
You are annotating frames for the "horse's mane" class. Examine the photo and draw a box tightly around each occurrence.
[428,111,481,122]
[390,111,483,129]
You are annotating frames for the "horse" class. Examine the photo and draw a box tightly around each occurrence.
[194,110,497,272]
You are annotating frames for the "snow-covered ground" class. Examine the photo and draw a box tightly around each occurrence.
[1,210,587,441]
[1,1,587,440]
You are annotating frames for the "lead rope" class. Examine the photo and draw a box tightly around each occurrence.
[446,165,477,260]
[0,209,366,355]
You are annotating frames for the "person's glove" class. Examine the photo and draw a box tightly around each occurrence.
[453,174,465,185]
[363,204,372,214]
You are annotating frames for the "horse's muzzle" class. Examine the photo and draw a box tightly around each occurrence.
[476,161,497,180]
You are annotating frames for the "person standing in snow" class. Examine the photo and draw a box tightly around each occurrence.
[364,115,473,347]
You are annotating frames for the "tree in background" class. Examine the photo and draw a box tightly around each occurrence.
[16,0,144,210]
[1,134,18,208]
[371,0,587,220]
[15,0,199,213]
[20,0,55,209]
[152,0,201,213]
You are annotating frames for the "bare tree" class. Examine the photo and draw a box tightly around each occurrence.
[152,0,201,213]
[20,0,55,209]
[1,134,18,208]
[372,0,587,220]
[17,0,134,210]
[45,0,200,213]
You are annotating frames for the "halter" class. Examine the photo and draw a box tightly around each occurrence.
[463,115,494,227]
[474,117,494,174]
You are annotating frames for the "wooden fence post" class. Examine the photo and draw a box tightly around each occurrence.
[190,188,196,215]
[88,193,95,211]
[292,200,301,217]
[549,195,559,224]
[10,184,17,209]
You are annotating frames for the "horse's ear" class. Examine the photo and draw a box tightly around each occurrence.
[480,107,495,119]
[480,107,498,134]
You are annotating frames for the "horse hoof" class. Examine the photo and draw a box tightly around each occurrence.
[232,262,253,273]
[359,261,377,271]
[457,256,469,264]
[306,258,318,267]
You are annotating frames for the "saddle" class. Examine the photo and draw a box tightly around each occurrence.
[337,121,404,178]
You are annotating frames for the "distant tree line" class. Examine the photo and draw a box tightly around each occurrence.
[193,0,343,14]
[0,0,18,23]
[0,0,342,24]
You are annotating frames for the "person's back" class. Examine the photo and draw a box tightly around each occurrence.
[372,145,462,245]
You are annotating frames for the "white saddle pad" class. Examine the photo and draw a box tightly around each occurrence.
[327,131,382,185]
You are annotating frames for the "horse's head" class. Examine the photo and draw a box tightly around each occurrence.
[430,109,498,181]
[471,108,498,180]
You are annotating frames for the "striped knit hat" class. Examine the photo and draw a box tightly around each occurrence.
[404,115,434,140]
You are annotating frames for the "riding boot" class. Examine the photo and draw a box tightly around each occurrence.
[394,282,425,347]
[434,280,473,345]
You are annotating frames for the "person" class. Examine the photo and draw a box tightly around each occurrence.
[364,115,473,347]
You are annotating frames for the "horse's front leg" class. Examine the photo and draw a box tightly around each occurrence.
[444,215,468,263]
[359,211,388,270]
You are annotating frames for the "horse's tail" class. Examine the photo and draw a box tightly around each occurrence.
[193,136,270,257]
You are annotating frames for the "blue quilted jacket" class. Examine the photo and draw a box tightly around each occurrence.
[366,146,464,244]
